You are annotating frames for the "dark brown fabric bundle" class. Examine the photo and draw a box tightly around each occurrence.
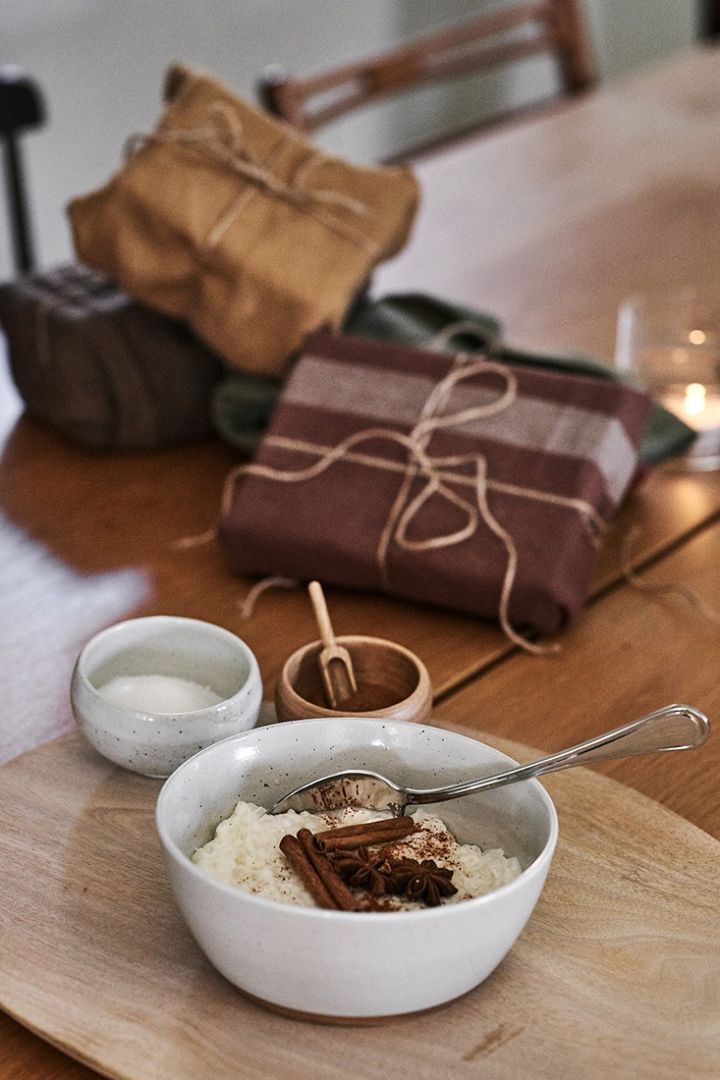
[0,264,225,449]
[218,332,654,639]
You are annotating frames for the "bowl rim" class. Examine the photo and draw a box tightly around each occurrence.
[278,635,432,717]
[156,716,559,923]
[72,614,261,718]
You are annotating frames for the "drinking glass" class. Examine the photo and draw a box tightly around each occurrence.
[615,285,720,470]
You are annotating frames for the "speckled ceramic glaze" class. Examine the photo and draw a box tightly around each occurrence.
[156,718,558,1019]
[71,616,262,777]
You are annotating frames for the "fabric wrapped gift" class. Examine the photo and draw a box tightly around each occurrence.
[0,264,225,449]
[214,290,695,463]
[218,332,655,644]
[68,63,419,377]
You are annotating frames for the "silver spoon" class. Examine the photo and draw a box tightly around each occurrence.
[271,703,710,814]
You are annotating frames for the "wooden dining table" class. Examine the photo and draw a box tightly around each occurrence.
[1,45,719,1080]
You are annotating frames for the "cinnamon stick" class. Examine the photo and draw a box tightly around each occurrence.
[279,834,338,909]
[313,816,417,853]
[297,829,361,911]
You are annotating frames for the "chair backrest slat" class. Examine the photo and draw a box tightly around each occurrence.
[258,0,597,147]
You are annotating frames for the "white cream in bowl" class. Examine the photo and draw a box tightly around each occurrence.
[71,615,262,777]
[99,674,223,713]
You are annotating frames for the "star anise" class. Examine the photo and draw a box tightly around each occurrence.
[333,846,392,896]
[386,858,458,907]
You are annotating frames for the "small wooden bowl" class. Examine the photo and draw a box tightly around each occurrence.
[275,635,432,724]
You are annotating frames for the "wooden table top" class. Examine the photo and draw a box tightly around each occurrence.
[1,45,719,1080]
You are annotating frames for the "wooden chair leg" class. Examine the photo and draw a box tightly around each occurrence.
[2,133,34,273]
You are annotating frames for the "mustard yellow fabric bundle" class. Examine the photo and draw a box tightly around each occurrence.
[68,64,420,376]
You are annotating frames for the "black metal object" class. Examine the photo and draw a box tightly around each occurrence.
[0,66,46,274]
[698,0,720,38]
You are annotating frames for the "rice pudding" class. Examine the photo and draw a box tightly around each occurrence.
[192,800,521,911]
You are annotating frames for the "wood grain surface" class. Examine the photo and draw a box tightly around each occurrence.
[377,47,720,364]
[2,384,720,768]
[1,728,719,1080]
[435,519,720,838]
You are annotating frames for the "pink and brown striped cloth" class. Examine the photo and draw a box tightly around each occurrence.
[218,332,654,638]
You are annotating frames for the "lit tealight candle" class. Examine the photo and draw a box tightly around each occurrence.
[99,674,223,714]
[661,382,720,430]
[660,381,720,469]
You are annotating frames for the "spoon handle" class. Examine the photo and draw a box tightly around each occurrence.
[406,704,710,804]
[308,580,337,650]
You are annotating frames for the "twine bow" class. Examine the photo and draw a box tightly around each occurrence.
[126,101,381,256]
[222,355,606,654]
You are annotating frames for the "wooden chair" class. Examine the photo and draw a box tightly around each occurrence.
[0,66,46,273]
[257,0,597,153]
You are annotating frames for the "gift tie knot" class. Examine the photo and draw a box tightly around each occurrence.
[126,101,381,255]
[223,353,605,653]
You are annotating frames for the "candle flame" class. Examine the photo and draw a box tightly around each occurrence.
[684,382,707,416]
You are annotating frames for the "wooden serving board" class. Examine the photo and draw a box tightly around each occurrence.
[1,727,719,1080]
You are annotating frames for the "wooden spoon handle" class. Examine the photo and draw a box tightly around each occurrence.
[308,580,336,649]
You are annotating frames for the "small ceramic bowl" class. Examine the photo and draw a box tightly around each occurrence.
[275,635,432,723]
[71,615,262,777]
[156,717,558,1020]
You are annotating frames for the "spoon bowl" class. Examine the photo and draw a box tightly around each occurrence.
[271,703,710,814]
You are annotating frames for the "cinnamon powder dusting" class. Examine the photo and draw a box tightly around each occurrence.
[192,803,521,910]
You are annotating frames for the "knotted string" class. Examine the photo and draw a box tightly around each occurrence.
[221,355,605,653]
[237,575,298,620]
[429,318,503,355]
[125,101,381,256]
[621,525,720,626]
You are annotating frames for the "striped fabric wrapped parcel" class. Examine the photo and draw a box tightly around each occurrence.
[218,333,654,642]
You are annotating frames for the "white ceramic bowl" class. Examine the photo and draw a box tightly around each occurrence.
[156,718,558,1019]
[71,615,262,777]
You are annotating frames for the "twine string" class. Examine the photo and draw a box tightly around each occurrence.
[621,525,720,626]
[126,101,380,256]
[429,318,503,355]
[259,434,605,538]
[222,356,603,653]
[170,527,217,551]
[376,353,509,576]
[237,576,298,620]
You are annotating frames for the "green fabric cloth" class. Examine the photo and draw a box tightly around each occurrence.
[212,291,695,463]
[212,371,282,453]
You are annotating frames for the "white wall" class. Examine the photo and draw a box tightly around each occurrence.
[2,0,402,276]
[1,0,698,280]
[585,0,697,78]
